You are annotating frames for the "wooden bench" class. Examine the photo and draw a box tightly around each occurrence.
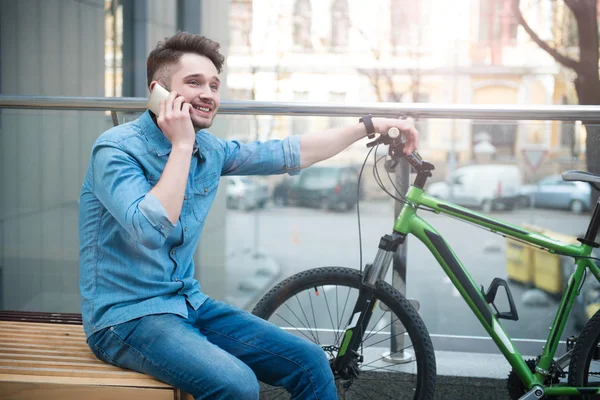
[0,312,191,400]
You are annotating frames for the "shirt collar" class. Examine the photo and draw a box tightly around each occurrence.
[139,110,200,157]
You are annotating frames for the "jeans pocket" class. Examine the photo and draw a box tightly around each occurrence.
[89,320,143,370]
[88,328,125,368]
[94,343,127,369]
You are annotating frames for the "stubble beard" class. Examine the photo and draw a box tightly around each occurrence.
[192,115,213,131]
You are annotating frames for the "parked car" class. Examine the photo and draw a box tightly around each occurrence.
[517,175,591,214]
[274,166,361,211]
[225,176,269,210]
[272,175,300,206]
[426,164,522,213]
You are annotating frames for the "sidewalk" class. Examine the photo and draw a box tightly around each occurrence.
[224,247,281,310]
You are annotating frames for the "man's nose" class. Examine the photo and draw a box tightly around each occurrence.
[198,85,214,101]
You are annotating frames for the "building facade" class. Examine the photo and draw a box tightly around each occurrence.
[226,0,583,179]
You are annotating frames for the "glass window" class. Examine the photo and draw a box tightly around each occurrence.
[331,0,349,49]
[293,0,312,49]
[230,0,252,52]
[478,0,518,44]
[104,0,123,97]
[390,0,432,47]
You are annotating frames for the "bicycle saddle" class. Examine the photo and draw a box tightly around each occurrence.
[562,170,600,189]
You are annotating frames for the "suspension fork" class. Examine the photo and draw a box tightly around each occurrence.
[332,232,406,374]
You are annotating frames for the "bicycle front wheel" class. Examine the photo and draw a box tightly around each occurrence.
[252,266,436,400]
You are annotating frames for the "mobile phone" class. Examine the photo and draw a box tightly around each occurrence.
[146,83,170,115]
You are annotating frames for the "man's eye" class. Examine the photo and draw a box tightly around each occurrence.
[210,84,219,91]
[189,80,200,85]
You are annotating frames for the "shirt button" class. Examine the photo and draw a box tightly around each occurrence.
[174,277,179,282]
[184,196,188,200]
[184,227,189,232]
[171,250,176,255]
[204,188,208,193]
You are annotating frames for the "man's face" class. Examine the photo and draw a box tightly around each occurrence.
[152,53,221,131]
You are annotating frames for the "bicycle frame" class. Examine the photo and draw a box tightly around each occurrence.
[392,185,600,396]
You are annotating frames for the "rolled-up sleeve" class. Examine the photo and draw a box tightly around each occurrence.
[219,135,301,176]
[91,142,175,249]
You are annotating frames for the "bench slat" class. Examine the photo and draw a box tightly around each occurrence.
[0,359,126,371]
[0,373,170,388]
[0,365,155,378]
[0,346,95,356]
[0,319,187,397]
[0,381,176,400]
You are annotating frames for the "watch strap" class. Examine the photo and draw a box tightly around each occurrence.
[359,115,376,139]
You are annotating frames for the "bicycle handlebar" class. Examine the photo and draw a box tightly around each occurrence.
[366,128,424,172]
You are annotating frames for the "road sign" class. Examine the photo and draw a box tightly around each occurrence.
[521,147,548,172]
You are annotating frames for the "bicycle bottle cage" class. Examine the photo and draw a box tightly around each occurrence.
[480,277,519,321]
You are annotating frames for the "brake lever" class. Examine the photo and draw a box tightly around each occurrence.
[366,139,381,148]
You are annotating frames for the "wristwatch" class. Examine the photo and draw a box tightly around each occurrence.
[359,115,376,139]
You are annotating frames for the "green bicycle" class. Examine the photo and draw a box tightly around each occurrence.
[252,128,600,399]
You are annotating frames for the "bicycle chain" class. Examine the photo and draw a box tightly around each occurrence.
[507,359,562,400]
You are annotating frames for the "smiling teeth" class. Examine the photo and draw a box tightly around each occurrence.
[194,106,209,112]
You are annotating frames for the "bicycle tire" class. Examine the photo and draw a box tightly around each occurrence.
[568,308,600,399]
[252,266,436,400]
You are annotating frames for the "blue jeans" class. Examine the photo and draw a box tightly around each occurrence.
[87,298,337,399]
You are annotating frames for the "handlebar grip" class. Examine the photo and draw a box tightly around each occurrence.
[388,127,400,139]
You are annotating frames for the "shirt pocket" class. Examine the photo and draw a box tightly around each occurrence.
[191,171,219,222]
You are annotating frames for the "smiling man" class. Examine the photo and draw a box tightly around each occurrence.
[79,32,418,400]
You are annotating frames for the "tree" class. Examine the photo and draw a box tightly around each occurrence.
[512,0,600,203]
[350,1,426,104]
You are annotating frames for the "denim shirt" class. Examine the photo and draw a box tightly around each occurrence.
[79,111,301,339]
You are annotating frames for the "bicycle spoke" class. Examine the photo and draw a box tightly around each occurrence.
[337,286,352,334]
[363,329,412,350]
[272,312,316,343]
[254,267,433,400]
[307,288,321,344]
[360,346,417,371]
[362,311,390,344]
[335,285,340,343]
[276,305,319,343]
[294,295,319,343]
[320,285,341,345]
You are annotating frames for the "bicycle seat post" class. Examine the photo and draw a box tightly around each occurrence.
[579,196,600,248]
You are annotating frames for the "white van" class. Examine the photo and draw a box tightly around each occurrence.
[426,164,522,213]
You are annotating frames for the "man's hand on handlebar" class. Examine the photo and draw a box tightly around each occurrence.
[372,117,419,155]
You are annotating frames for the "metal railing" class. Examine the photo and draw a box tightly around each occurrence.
[1,95,600,121]
[2,95,600,358]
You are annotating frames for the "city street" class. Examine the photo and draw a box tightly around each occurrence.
[227,199,593,354]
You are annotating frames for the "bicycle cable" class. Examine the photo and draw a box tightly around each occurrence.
[356,145,375,275]
[372,145,411,204]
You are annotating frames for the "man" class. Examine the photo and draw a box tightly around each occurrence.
[79,32,418,400]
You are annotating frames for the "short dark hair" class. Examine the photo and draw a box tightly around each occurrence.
[146,32,225,87]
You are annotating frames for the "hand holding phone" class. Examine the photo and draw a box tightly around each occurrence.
[147,83,195,148]
[147,83,170,115]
